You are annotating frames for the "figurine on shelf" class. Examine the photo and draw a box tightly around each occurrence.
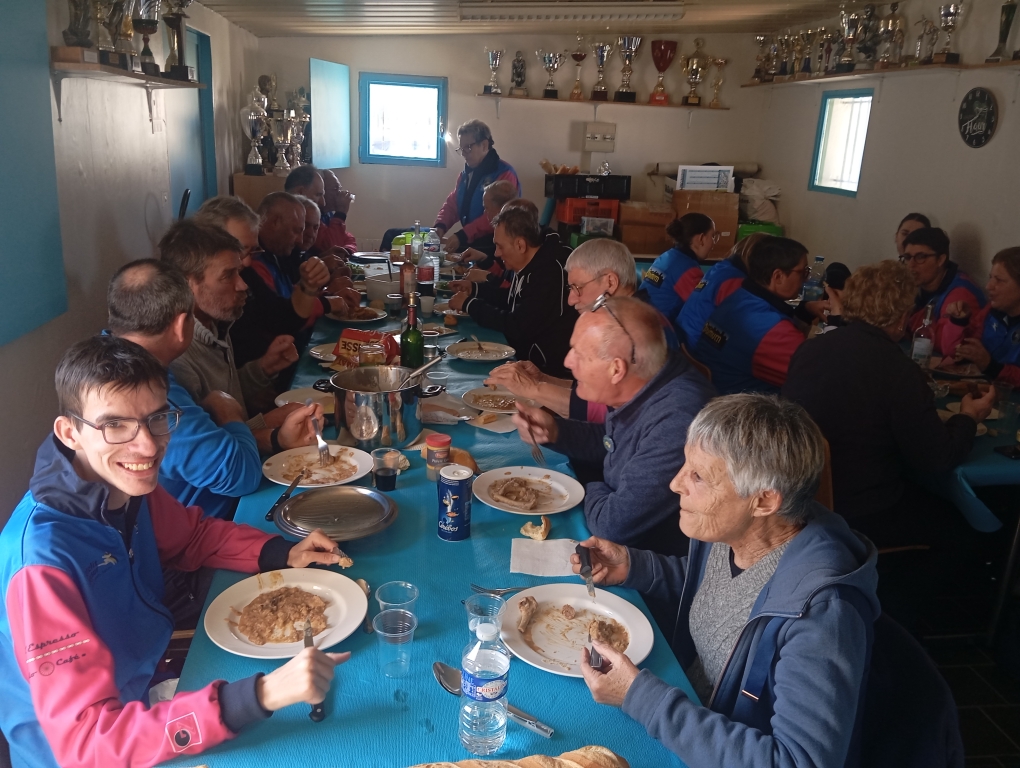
[63,0,93,47]
[510,51,528,96]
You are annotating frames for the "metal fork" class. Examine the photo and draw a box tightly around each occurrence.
[306,398,331,467]
[470,583,528,596]
[526,421,546,466]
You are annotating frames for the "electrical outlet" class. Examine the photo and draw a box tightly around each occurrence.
[583,122,616,152]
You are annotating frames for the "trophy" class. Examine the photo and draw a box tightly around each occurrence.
[933,3,965,63]
[649,40,678,104]
[837,9,861,71]
[536,50,566,99]
[163,0,196,81]
[63,0,94,48]
[815,27,829,75]
[132,0,161,75]
[682,38,709,106]
[751,34,767,82]
[589,41,614,101]
[613,36,642,102]
[766,36,780,80]
[987,0,1017,62]
[790,32,804,77]
[878,3,907,66]
[796,30,815,79]
[288,89,310,168]
[509,51,528,97]
[777,32,791,77]
[854,4,881,69]
[240,87,267,176]
[268,108,296,177]
[709,58,727,108]
[95,0,128,68]
[569,35,587,101]
[483,48,503,95]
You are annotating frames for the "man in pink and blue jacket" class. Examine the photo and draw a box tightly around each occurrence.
[0,335,350,768]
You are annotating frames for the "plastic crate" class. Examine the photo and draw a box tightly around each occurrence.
[555,198,620,226]
[737,221,784,240]
[545,174,631,200]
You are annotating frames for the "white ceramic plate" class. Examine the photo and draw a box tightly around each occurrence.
[326,307,387,324]
[462,386,518,414]
[204,569,367,659]
[946,402,1000,419]
[447,341,515,362]
[937,409,988,435]
[473,466,585,515]
[275,387,334,414]
[309,343,337,362]
[501,584,654,678]
[262,445,373,488]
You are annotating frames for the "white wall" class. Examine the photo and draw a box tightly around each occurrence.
[755,0,1020,274]
[253,33,760,244]
[0,1,256,521]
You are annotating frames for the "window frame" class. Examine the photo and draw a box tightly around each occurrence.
[358,72,448,168]
[808,88,874,198]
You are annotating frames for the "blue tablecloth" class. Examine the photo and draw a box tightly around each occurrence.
[169,311,696,767]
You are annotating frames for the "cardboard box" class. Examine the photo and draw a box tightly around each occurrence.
[619,224,674,257]
[619,201,675,227]
[670,190,739,261]
[232,172,285,211]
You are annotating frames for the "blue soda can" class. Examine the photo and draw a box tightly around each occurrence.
[438,464,473,541]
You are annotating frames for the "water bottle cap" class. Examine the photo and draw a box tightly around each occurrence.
[475,623,499,641]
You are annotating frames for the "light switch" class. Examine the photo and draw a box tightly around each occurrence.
[584,122,616,152]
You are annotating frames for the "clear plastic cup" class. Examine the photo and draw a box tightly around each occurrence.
[420,295,436,315]
[376,581,419,615]
[371,448,401,491]
[372,609,417,678]
[464,593,506,637]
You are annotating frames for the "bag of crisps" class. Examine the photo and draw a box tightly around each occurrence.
[330,329,400,370]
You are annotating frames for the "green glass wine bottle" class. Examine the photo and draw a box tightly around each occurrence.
[401,292,424,369]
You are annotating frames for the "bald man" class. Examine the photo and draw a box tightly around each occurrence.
[515,297,716,556]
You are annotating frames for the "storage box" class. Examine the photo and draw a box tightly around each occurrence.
[545,174,631,200]
[232,172,285,211]
[737,222,785,241]
[619,224,674,257]
[555,198,620,226]
[569,232,612,249]
[670,190,739,261]
[619,201,675,227]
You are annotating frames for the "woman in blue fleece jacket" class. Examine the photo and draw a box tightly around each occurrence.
[573,394,879,768]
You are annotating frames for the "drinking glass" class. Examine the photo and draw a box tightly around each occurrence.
[371,448,401,491]
[373,609,417,678]
[464,593,506,637]
[376,581,419,615]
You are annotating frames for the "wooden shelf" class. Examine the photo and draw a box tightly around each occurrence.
[740,58,1020,89]
[475,93,729,111]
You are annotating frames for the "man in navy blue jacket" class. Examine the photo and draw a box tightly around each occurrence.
[515,296,716,556]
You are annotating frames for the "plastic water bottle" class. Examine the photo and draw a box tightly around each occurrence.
[910,304,935,369]
[801,255,826,302]
[459,623,509,755]
[417,228,440,296]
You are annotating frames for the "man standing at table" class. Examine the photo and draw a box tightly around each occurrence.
[0,335,350,768]
[449,204,577,377]
[514,297,716,556]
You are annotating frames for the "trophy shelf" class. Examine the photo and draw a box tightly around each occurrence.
[50,59,206,127]
[475,93,729,110]
[738,59,1020,89]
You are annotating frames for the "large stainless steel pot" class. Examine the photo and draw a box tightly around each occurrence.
[314,366,444,451]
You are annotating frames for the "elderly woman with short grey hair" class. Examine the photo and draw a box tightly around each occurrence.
[572,393,879,768]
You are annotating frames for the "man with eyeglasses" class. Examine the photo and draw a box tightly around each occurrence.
[434,119,520,254]
[692,236,811,395]
[901,227,985,355]
[0,335,352,768]
[513,296,715,558]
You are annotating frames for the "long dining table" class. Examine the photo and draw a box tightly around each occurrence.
[167,306,697,767]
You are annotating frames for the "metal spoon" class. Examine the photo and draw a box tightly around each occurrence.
[396,355,445,389]
[431,661,554,738]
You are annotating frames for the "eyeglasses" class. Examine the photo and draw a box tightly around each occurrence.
[568,272,607,296]
[72,409,182,445]
[899,251,938,264]
[789,266,812,279]
[455,142,479,155]
[591,293,637,365]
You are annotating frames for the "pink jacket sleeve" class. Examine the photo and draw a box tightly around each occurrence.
[8,565,236,768]
[752,320,806,388]
[434,179,462,232]
[932,286,985,355]
[148,485,272,573]
[460,169,520,244]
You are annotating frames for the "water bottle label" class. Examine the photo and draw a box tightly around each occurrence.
[461,670,508,702]
[911,338,933,362]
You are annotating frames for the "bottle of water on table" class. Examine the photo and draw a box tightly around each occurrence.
[460,623,509,755]
[801,255,826,302]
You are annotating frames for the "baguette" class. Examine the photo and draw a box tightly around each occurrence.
[409,747,628,768]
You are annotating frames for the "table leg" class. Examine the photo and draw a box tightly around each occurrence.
[987,512,1020,646]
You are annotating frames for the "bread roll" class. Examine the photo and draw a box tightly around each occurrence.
[445,314,459,327]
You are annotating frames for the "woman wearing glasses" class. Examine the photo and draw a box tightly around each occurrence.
[434,119,520,254]
[901,227,985,355]
[638,213,717,331]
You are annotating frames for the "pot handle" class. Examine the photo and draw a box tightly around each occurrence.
[313,378,333,393]
[418,384,446,398]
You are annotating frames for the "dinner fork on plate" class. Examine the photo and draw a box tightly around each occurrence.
[306,398,331,467]
[470,583,528,596]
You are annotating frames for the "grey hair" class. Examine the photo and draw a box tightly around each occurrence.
[566,239,638,291]
[457,119,494,146]
[483,179,519,210]
[194,195,260,232]
[686,394,825,523]
[592,296,667,380]
[293,194,319,213]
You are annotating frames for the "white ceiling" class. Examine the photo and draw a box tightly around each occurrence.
[198,0,846,37]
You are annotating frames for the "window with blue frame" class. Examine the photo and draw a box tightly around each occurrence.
[809,89,874,197]
[358,73,448,167]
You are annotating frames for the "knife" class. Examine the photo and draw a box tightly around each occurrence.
[575,543,596,601]
[265,471,304,521]
[304,618,325,722]
[507,705,555,738]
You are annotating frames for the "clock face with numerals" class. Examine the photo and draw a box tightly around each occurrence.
[958,88,998,148]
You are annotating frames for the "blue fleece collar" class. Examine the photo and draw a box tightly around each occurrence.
[28,434,114,524]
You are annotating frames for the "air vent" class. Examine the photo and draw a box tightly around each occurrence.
[458,1,686,23]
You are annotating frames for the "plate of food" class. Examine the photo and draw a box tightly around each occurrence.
[275,387,334,414]
[204,569,368,659]
[262,445,373,488]
[447,341,515,362]
[463,386,518,414]
[422,322,458,337]
[502,583,653,678]
[473,466,584,515]
[309,343,337,362]
[946,401,1000,419]
[929,356,984,379]
[327,306,387,324]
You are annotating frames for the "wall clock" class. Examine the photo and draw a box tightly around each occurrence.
[958,88,998,148]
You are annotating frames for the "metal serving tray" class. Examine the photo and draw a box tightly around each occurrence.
[274,486,398,542]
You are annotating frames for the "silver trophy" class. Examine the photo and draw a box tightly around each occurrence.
[132,0,161,75]
[269,108,296,177]
[752,34,768,82]
[987,0,1017,62]
[484,48,504,95]
[536,50,566,99]
[682,38,710,105]
[933,3,965,63]
[614,36,642,102]
[589,41,614,101]
[879,3,907,66]
[240,86,267,175]
[838,8,861,70]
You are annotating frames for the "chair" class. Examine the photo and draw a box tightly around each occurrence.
[680,343,712,383]
[815,437,833,509]
[859,614,964,768]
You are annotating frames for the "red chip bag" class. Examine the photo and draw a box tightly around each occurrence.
[331,329,400,370]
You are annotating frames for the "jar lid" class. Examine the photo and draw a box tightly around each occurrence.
[425,433,452,447]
